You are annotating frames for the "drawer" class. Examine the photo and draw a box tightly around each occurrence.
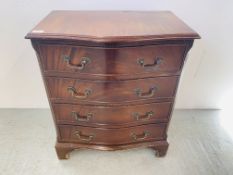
[39,44,186,76]
[58,123,166,145]
[53,102,172,127]
[46,76,178,103]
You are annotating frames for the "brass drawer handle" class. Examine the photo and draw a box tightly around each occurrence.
[74,131,94,142]
[63,55,91,70]
[132,111,154,121]
[67,86,92,99]
[131,131,149,141]
[135,87,156,98]
[137,57,163,68]
[71,111,93,122]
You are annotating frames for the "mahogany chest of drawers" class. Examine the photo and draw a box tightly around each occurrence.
[26,11,200,159]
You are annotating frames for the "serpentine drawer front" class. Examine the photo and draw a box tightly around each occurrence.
[38,44,186,76]
[26,11,200,159]
[59,123,166,145]
[52,102,172,127]
[45,76,179,103]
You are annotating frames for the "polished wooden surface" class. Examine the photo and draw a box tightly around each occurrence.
[26,11,200,159]
[45,76,179,103]
[53,102,172,127]
[58,123,166,145]
[38,44,186,76]
[26,11,200,42]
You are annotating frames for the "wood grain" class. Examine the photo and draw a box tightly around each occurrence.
[58,123,166,145]
[25,11,200,43]
[38,44,186,77]
[26,10,200,159]
[45,76,179,103]
[53,102,172,127]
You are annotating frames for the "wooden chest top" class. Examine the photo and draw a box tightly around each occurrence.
[25,11,200,43]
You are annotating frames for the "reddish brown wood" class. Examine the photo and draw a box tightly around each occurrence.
[26,11,200,159]
[55,140,169,159]
[149,141,169,157]
[38,44,186,77]
[55,142,75,159]
[25,11,200,43]
[34,38,194,49]
[53,102,172,127]
[58,123,166,145]
[45,76,179,103]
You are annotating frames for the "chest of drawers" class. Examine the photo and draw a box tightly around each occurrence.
[26,11,200,159]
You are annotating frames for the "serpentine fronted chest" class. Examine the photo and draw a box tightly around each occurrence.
[26,11,200,159]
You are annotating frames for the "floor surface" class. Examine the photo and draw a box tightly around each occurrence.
[0,109,233,175]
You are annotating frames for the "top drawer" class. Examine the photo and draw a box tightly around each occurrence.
[38,44,186,77]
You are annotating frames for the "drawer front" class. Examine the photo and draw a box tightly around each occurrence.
[46,76,178,103]
[58,123,166,145]
[53,102,172,126]
[39,44,186,76]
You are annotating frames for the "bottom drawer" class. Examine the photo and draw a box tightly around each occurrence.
[58,123,166,145]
